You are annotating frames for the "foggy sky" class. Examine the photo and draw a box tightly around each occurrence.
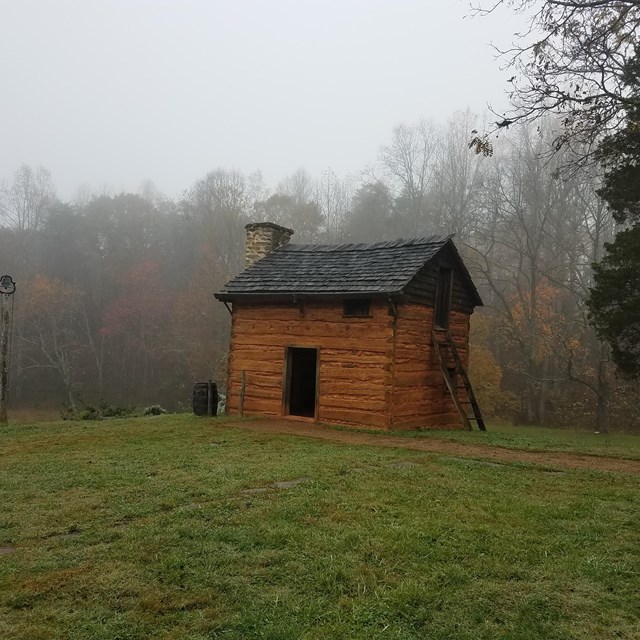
[1,0,522,200]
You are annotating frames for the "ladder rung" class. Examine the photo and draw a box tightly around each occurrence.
[433,330,485,431]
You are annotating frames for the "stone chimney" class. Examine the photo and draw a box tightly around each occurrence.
[245,222,294,267]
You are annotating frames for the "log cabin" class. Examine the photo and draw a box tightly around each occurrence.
[215,222,485,430]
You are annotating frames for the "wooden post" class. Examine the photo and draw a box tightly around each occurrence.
[0,294,10,423]
[207,379,214,416]
[239,370,246,417]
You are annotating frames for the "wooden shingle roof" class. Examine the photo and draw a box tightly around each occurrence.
[215,235,482,305]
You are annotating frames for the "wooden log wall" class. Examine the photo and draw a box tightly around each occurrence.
[389,304,470,430]
[226,299,395,428]
[404,260,475,314]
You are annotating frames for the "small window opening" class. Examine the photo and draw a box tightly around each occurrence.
[343,298,371,317]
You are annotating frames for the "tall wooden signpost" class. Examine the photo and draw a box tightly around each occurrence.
[0,275,16,423]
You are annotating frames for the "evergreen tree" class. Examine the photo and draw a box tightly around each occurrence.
[589,228,640,378]
[588,50,640,378]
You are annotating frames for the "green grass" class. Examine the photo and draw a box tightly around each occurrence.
[333,422,640,461]
[1,415,639,639]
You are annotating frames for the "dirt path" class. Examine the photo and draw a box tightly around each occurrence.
[227,419,640,475]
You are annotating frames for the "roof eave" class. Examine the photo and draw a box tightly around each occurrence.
[214,291,404,303]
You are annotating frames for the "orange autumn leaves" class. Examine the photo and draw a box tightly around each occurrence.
[506,279,582,364]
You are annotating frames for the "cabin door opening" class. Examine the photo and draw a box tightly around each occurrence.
[285,347,318,418]
[435,267,453,328]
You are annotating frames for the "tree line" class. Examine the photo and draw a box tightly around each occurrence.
[1,109,637,431]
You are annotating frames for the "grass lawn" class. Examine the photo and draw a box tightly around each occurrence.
[344,422,640,461]
[1,415,639,639]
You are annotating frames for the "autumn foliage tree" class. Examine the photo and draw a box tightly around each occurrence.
[2,117,639,430]
[99,259,173,404]
[18,275,82,409]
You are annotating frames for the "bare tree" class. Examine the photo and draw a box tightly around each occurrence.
[472,1,640,168]
[469,125,574,423]
[379,120,439,234]
[268,169,324,242]
[182,168,254,277]
[17,276,83,410]
[316,168,355,242]
[0,165,55,231]
[432,110,488,239]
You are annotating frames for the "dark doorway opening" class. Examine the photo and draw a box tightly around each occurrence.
[285,347,318,418]
[435,268,453,328]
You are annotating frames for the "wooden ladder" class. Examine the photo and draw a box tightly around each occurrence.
[431,328,486,432]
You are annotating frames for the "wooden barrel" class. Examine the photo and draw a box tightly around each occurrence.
[193,381,218,416]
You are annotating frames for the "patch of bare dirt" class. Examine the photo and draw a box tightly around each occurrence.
[226,419,640,475]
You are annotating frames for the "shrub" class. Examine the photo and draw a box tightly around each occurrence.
[64,401,135,421]
[143,405,167,416]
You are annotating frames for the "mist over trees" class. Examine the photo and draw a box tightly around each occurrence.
[1,109,638,431]
[471,0,640,429]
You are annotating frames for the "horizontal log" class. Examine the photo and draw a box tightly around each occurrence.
[391,372,427,387]
[392,361,435,373]
[231,335,393,351]
[320,349,389,364]
[395,325,433,336]
[393,350,431,363]
[234,301,391,322]
[320,380,388,396]
[226,398,280,415]
[319,407,389,428]
[390,405,429,419]
[242,387,282,401]
[229,380,283,397]
[319,396,387,412]
[405,284,435,296]
[393,329,431,340]
[393,371,447,386]
[320,372,388,386]
[234,305,303,321]
[230,345,285,360]
[393,345,430,357]
[242,398,282,413]
[238,409,280,419]
[228,358,284,374]
[232,319,392,340]
[306,300,390,319]
[406,283,436,293]
[231,372,283,393]
[391,400,456,415]
[320,371,391,393]
[320,362,389,374]
[230,348,399,369]
[396,307,432,321]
